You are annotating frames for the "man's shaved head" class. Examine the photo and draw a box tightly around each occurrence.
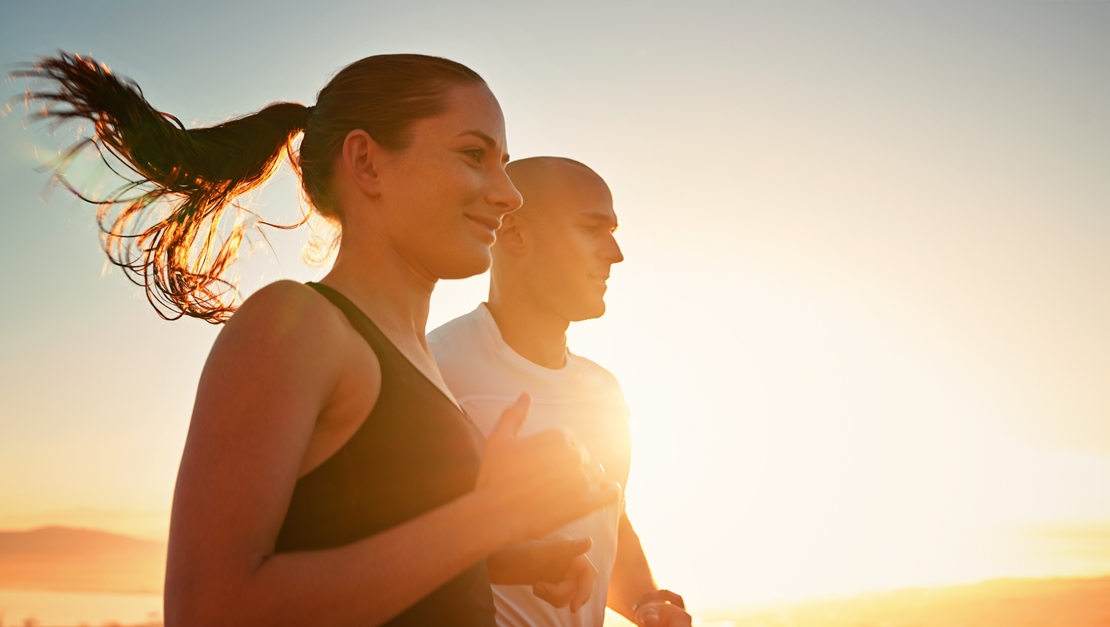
[491,156,623,323]
[504,157,611,219]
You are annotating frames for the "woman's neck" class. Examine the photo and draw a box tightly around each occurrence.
[321,222,465,409]
[321,224,435,345]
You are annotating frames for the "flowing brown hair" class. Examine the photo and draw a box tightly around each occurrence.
[13,52,485,323]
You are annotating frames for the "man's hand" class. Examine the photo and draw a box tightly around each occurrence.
[530,544,597,612]
[486,535,598,613]
[634,600,693,627]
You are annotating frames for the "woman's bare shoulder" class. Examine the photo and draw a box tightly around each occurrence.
[199,281,358,389]
[233,280,338,325]
[216,281,347,348]
[189,280,378,442]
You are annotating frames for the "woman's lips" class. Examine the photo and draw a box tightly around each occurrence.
[466,213,501,231]
[465,213,501,241]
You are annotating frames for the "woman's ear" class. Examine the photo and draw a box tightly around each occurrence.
[340,129,385,197]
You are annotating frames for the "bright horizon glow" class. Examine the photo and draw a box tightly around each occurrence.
[2,0,1110,614]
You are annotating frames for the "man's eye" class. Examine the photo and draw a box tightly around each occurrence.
[582,225,598,234]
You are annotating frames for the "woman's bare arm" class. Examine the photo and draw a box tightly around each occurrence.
[165,281,618,627]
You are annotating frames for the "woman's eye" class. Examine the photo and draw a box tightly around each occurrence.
[463,149,484,163]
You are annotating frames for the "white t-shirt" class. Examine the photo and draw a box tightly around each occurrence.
[429,304,632,627]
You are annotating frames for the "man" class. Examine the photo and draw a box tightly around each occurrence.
[430,157,691,627]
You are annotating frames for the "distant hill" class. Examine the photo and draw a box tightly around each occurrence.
[3,527,1110,627]
[0,526,166,594]
[706,575,1110,627]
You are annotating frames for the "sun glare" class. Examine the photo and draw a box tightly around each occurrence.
[563,248,1110,607]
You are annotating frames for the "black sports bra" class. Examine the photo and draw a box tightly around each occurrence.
[274,282,495,626]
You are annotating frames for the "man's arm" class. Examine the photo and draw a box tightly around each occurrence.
[607,513,655,620]
[607,513,691,626]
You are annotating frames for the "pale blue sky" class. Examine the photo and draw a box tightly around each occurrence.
[2,0,1110,608]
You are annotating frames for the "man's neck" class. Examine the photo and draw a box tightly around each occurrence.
[486,287,570,370]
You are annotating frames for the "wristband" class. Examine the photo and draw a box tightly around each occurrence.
[632,589,685,615]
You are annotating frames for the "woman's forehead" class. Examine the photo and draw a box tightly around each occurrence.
[422,83,506,142]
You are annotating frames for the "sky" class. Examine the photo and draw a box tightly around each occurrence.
[1,0,1109,611]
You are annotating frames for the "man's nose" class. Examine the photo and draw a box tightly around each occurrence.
[603,234,624,264]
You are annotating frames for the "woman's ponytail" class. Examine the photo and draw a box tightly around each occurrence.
[16,51,486,323]
[15,52,310,323]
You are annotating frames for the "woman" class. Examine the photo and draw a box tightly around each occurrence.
[20,53,619,626]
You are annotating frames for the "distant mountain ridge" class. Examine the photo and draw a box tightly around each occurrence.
[710,574,1110,627]
[0,526,164,556]
[0,526,166,594]
[3,526,1110,627]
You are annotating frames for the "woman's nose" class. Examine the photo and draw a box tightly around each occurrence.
[489,168,523,215]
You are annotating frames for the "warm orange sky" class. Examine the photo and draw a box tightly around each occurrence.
[2,0,1109,611]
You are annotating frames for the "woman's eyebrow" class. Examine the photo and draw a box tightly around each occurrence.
[456,130,510,162]
[457,130,496,146]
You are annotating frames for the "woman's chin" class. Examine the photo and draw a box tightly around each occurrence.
[432,247,492,281]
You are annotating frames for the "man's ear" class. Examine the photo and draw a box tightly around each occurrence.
[496,211,527,253]
[340,129,386,197]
